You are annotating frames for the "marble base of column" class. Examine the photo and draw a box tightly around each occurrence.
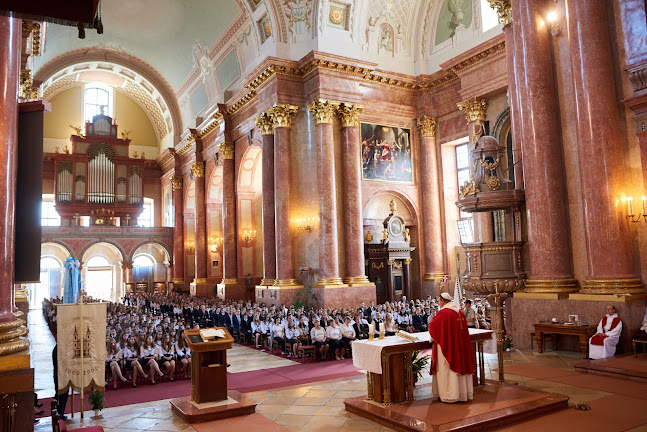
[271,279,303,289]
[523,279,579,295]
[343,276,373,287]
[578,279,643,295]
[215,278,240,301]
[259,278,275,286]
[313,277,347,289]
[311,285,377,310]
[189,279,215,297]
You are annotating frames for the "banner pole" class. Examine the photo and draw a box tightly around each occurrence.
[80,292,84,419]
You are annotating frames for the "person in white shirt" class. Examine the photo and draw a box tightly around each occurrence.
[340,316,356,356]
[589,305,623,359]
[158,334,176,380]
[310,320,328,360]
[326,318,344,360]
[106,339,128,389]
[140,335,164,384]
[463,300,479,328]
[640,307,647,333]
[285,321,299,358]
[251,314,263,348]
[123,336,147,387]
[272,317,286,354]
[260,315,272,350]
[174,333,191,379]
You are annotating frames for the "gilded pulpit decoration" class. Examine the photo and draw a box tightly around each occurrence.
[459,179,479,198]
[19,69,38,100]
[457,97,487,123]
[338,103,364,127]
[171,176,183,190]
[307,99,339,124]
[416,116,437,138]
[487,0,512,25]
[268,103,299,128]
[190,161,205,178]
[365,230,373,243]
[218,142,235,160]
[254,112,274,135]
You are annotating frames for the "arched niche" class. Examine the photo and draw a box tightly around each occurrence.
[80,242,124,302]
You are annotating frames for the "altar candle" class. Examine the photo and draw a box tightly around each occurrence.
[628,196,634,216]
[369,323,374,334]
[643,196,646,215]
[379,322,385,333]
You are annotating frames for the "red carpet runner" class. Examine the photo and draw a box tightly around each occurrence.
[39,358,362,415]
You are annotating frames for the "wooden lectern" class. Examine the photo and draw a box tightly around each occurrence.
[184,327,233,404]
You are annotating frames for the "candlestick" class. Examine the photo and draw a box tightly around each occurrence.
[628,196,634,217]
[643,196,646,215]
[368,323,374,341]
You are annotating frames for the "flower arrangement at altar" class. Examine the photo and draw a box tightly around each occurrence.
[89,389,104,416]
[411,350,430,382]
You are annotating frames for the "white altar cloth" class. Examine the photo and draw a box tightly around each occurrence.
[351,329,493,375]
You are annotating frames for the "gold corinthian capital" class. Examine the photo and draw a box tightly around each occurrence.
[338,103,364,127]
[307,99,340,124]
[218,142,235,160]
[171,175,183,190]
[487,0,512,26]
[268,103,299,128]
[457,97,487,123]
[255,112,274,135]
[416,116,437,138]
[190,162,205,178]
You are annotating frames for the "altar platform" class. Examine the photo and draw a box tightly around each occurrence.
[574,354,647,382]
[344,380,569,432]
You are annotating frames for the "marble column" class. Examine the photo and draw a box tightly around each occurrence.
[218,142,238,291]
[171,176,185,288]
[457,98,493,243]
[338,103,371,285]
[511,0,576,294]
[269,104,301,287]
[488,0,523,189]
[0,15,29,356]
[566,0,641,294]
[191,161,208,284]
[417,116,446,288]
[308,99,345,287]
[255,113,276,286]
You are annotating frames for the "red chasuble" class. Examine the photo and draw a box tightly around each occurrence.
[428,307,475,375]
[591,316,621,346]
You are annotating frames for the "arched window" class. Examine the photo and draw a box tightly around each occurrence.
[133,255,155,267]
[85,255,113,301]
[84,84,113,122]
[41,194,60,226]
[86,256,111,267]
[137,198,154,227]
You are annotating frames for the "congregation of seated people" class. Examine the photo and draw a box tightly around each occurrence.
[43,292,493,390]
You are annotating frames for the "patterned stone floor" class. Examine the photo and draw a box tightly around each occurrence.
[30,310,647,431]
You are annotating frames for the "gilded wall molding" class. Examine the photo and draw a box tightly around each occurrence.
[448,42,506,76]
[190,162,205,178]
[218,142,235,159]
[457,97,487,123]
[171,176,183,190]
[255,112,275,135]
[338,103,364,127]
[307,99,339,124]
[268,103,299,128]
[416,116,437,138]
[487,0,512,26]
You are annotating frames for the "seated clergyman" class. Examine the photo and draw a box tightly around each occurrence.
[588,305,622,360]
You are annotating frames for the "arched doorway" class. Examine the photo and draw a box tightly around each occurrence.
[85,256,113,301]
[30,257,63,309]
[132,255,155,290]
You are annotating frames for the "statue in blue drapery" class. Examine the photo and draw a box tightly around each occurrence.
[62,257,81,304]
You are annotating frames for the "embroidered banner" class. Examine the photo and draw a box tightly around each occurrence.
[56,302,107,393]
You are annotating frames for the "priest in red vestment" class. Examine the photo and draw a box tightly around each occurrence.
[428,292,475,403]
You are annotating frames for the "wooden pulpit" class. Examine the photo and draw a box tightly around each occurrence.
[184,327,233,404]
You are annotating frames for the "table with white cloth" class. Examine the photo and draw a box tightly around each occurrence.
[351,329,493,405]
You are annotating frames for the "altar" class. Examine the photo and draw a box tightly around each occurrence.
[352,329,493,405]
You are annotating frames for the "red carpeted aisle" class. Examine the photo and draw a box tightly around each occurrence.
[39,358,362,415]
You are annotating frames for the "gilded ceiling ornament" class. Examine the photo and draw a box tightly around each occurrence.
[218,142,235,160]
[457,97,487,123]
[268,103,299,128]
[416,116,437,138]
[338,103,364,127]
[171,176,183,190]
[254,112,274,135]
[190,161,205,178]
[307,99,339,124]
[487,0,512,26]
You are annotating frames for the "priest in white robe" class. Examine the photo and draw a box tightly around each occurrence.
[588,305,622,360]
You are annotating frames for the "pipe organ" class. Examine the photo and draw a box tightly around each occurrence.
[54,114,145,225]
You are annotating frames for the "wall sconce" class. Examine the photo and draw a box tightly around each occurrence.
[209,236,223,252]
[626,196,647,223]
[185,240,195,255]
[241,229,256,247]
[546,9,561,36]
[295,217,316,232]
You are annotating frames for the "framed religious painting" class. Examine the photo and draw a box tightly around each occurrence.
[360,122,413,183]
